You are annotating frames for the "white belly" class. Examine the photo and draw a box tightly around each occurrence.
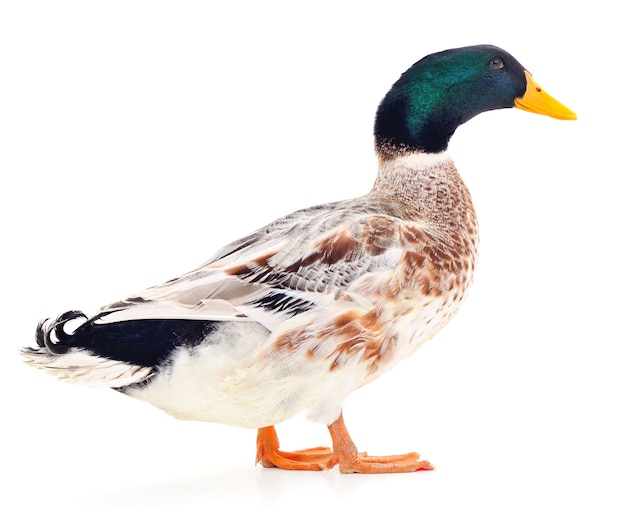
[124,322,358,428]
[125,293,464,428]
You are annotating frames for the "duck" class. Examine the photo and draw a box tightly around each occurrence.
[22,44,576,474]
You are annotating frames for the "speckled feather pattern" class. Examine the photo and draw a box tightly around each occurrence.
[24,151,478,428]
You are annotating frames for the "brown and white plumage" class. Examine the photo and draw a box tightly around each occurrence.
[22,45,575,473]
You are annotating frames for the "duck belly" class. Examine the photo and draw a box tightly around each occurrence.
[123,321,354,428]
[125,293,464,428]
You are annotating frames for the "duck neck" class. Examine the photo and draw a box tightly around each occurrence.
[372,150,477,232]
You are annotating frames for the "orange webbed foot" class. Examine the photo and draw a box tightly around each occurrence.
[332,451,434,474]
[328,414,434,474]
[256,426,334,471]
[256,415,433,474]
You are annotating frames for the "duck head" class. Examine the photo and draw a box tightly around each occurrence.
[374,44,576,158]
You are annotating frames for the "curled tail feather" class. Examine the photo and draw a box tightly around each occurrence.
[34,310,87,354]
[22,311,154,388]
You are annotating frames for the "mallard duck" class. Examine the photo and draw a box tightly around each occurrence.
[22,45,576,474]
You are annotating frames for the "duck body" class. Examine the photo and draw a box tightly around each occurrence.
[22,45,575,473]
[32,150,476,429]
[123,151,476,428]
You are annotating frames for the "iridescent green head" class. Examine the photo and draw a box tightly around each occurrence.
[374,45,576,157]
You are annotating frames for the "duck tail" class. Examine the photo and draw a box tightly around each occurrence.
[21,310,153,388]
[33,310,87,354]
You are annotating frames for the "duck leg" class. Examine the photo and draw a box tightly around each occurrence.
[328,413,434,473]
[256,425,334,470]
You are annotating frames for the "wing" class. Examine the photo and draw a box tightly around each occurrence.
[95,198,421,330]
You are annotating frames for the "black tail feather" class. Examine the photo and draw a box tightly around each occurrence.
[30,310,219,368]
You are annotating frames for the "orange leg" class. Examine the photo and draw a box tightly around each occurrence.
[328,413,434,473]
[256,415,433,473]
[256,425,334,471]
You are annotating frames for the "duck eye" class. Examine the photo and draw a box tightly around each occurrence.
[490,58,504,69]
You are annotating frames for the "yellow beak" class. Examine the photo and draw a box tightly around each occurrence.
[514,70,577,120]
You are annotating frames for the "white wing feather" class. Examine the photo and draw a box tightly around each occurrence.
[94,198,408,330]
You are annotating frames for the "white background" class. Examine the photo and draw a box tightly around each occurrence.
[1,1,623,523]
